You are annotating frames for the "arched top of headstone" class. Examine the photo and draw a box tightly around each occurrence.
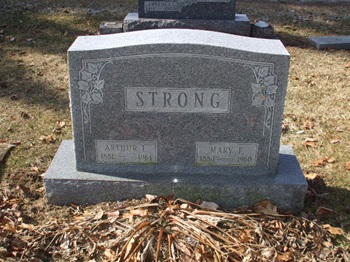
[69,29,289,56]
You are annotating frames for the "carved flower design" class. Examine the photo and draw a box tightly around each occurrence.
[77,61,109,125]
[245,64,279,136]
[78,79,104,105]
[251,67,278,108]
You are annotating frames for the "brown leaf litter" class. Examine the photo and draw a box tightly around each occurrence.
[1,193,349,261]
[346,162,350,171]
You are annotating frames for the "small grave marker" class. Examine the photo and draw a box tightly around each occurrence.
[309,35,350,50]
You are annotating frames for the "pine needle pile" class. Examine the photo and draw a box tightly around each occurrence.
[1,193,349,261]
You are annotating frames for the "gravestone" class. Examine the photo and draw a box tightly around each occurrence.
[138,0,236,20]
[123,13,251,35]
[122,0,251,36]
[100,0,275,38]
[44,29,307,211]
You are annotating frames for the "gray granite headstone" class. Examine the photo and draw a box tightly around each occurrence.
[45,29,307,211]
[138,0,236,20]
[69,29,289,176]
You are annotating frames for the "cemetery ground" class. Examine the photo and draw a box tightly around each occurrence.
[0,0,350,261]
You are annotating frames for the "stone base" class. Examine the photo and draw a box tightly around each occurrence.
[122,13,251,36]
[44,140,307,212]
[308,35,350,50]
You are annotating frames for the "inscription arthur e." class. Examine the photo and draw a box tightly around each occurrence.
[96,140,157,164]
[125,87,231,113]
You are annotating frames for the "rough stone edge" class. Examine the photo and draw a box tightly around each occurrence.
[122,12,251,36]
[44,140,307,212]
[99,22,123,35]
[99,13,278,39]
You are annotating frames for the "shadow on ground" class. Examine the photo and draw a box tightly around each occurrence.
[0,11,106,111]
[0,55,70,111]
[305,178,350,233]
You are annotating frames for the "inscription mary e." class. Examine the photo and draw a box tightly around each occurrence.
[196,142,258,166]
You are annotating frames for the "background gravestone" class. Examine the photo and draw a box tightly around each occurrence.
[100,0,275,38]
[121,0,251,36]
[123,13,251,35]
[45,29,307,211]
[138,0,236,20]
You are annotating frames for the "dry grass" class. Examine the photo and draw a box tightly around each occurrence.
[1,0,350,260]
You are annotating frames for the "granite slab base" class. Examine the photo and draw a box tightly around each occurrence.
[308,35,350,50]
[123,13,251,36]
[44,140,307,212]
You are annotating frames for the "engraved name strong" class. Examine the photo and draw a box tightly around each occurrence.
[125,87,231,113]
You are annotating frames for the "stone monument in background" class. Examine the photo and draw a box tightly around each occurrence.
[101,0,274,37]
[138,0,236,20]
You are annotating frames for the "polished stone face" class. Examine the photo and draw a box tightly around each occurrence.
[138,0,236,20]
[67,29,290,176]
[45,29,307,211]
